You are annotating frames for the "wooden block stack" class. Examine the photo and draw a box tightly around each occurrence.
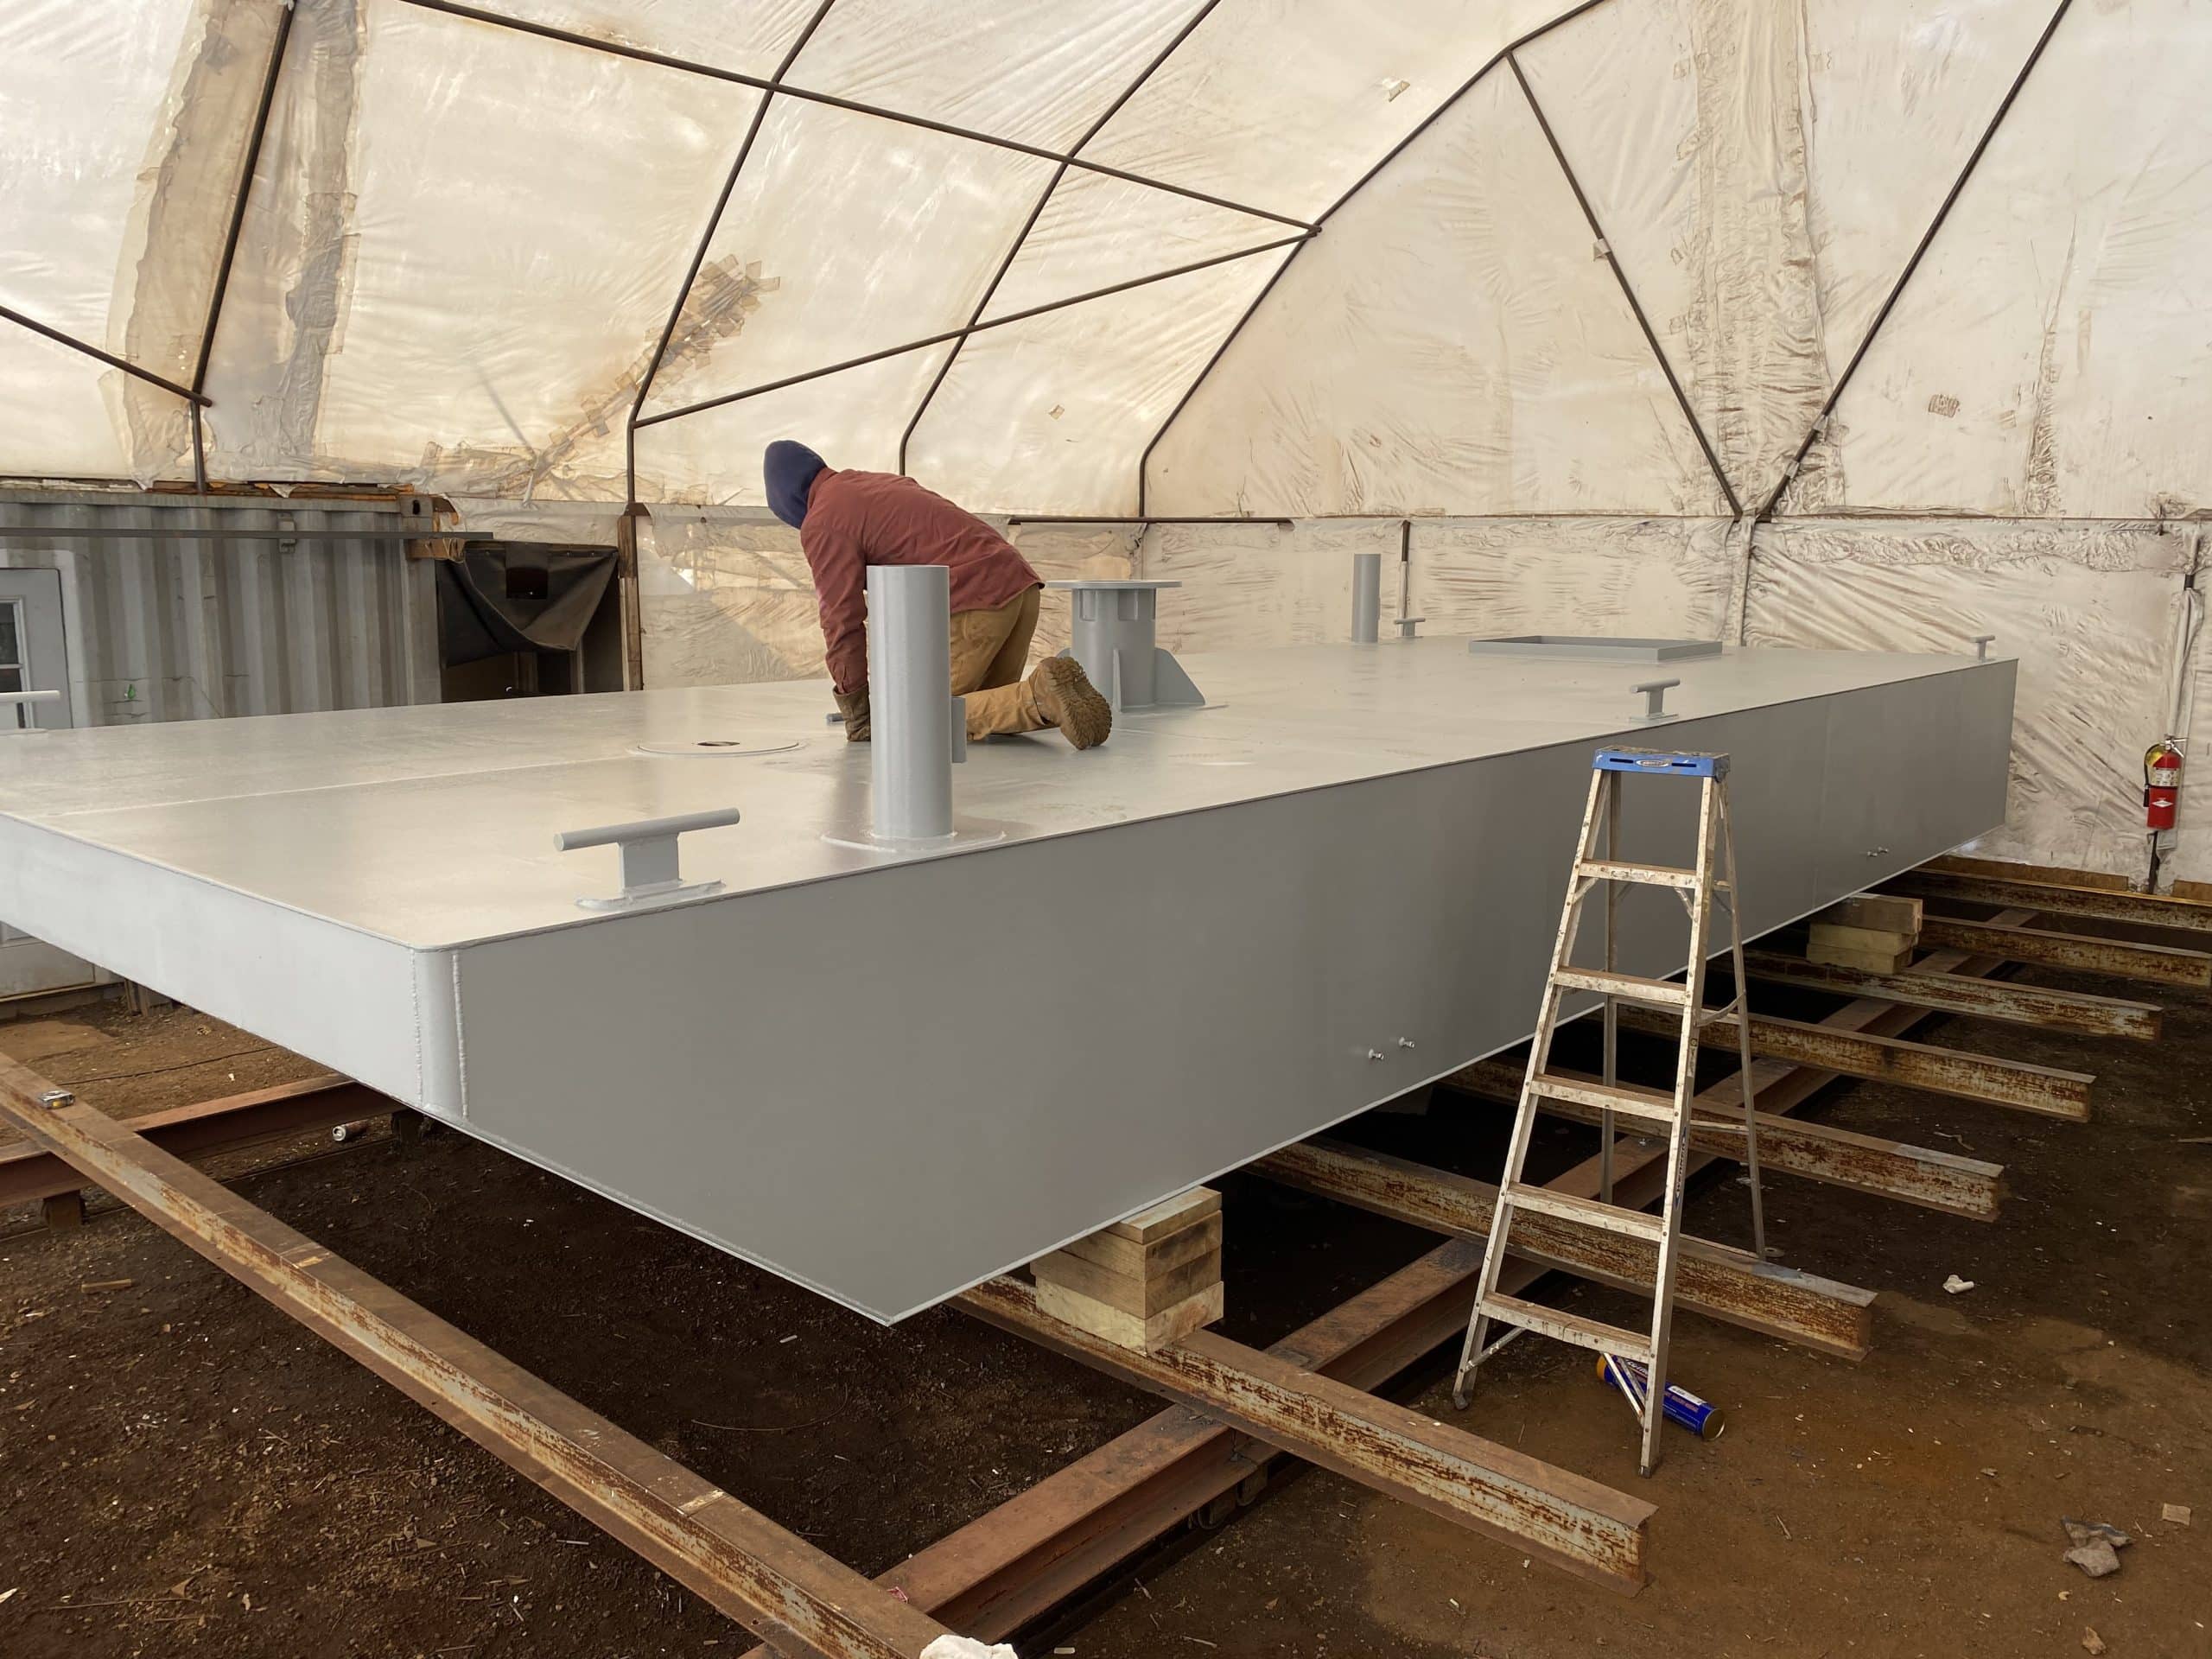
[1806,893,1923,973]
[1032,1188,1224,1352]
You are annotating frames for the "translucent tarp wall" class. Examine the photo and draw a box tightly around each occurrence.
[2,0,2209,882]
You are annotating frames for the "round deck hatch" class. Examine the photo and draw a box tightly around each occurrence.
[632,738,803,758]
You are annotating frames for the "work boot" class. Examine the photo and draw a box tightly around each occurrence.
[1026,657,1112,749]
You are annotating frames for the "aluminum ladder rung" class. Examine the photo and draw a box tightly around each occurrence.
[1527,1072,1678,1126]
[1477,1291,1654,1365]
[1552,965,1691,1007]
[1503,1181,1667,1242]
[1575,858,1699,890]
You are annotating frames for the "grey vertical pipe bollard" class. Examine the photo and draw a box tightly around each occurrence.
[1351,552,1382,644]
[868,564,954,841]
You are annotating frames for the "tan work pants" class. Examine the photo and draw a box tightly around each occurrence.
[950,586,1046,739]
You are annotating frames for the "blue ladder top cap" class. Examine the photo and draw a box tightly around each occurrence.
[1593,746,1728,779]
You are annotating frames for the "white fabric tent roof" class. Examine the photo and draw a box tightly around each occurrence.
[3,0,2206,521]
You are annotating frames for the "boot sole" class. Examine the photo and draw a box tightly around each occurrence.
[1035,658,1113,749]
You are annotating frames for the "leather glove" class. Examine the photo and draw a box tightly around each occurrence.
[834,687,871,743]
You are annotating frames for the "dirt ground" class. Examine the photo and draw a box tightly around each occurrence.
[0,950,2207,1659]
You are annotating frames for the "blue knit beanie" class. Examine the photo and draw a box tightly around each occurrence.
[764,440,827,528]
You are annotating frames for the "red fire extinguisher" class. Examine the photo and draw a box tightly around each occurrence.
[2145,739,2184,831]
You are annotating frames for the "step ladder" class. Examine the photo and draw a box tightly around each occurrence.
[1452,747,1767,1476]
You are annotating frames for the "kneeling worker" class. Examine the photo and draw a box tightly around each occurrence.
[764,441,1112,750]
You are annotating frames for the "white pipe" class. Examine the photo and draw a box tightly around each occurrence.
[868,564,955,841]
[1351,552,1381,644]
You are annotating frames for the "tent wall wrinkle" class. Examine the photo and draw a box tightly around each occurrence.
[200,0,366,481]
[1517,0,1829,508]
[1795,0,2211,520]
[113,0,287,482]
[1143,70,1729,518]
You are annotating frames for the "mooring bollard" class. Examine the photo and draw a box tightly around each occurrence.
[1351,552,1381,644]
[868,564,956,841]
[1,688,61,734]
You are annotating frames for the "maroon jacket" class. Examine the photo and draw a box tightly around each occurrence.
[800,469,1041,694]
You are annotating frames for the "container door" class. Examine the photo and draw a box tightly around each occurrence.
[0,569,99,998]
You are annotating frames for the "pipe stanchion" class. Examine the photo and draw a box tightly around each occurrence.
[1351,552,1382,644]
[869,565,956,841]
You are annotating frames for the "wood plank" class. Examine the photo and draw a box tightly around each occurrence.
[1105,1187,1219,1243]
[1033,1278,1223,1351]
[1033,1243,1222,1319]
[1055,1211,1221,1280]
[1806,936,1913,974]
[960,1277,1654,1593]
[0,1057,953,1659]
[1817,894,1922,933]
[1810,922,1916,955]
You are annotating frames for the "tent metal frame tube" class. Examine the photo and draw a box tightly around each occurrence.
[1005,516,1292,528]
[1133,0,1618,515]
[0,304,209,410]
[893,0,1231,479]
[1506,50,1742,519]
[1752,0,2076,522]
[632,232,1313,431]
[395,0,1313,234]
[623,0,839,509]
[0,0,2086,522]
[190,0,300,493]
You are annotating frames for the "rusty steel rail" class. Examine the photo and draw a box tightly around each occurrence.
[957,1276,1652,1593]
[1885,868,2212,935]
[0,1056,956,1659]
[802,1236,1497,1649]
[1740,950,2159,1041]
[735,924,2041,1654]
[1915,915,2212,989]
[1443,1057,2004,1222]
[1616,1003,2093,1121]
[0,1074,389,1209]
[1257,1139,1873,1357]
[1926,855,2131,892]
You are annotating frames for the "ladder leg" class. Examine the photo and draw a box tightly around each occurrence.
[1454,769,1609,1410]
[1599,775,1621,1207]
[1639,774,1723,1476]
[1716,784,1767,1260]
